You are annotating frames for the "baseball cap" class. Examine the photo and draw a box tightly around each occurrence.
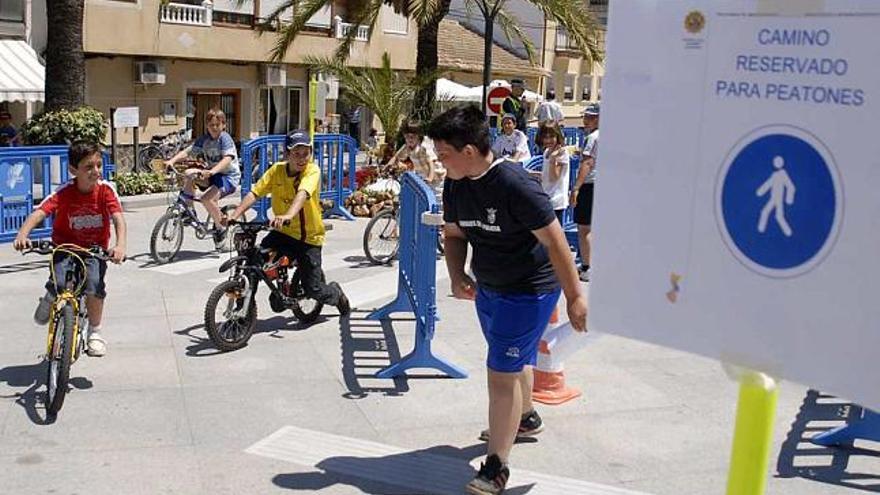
[510,78,525,88]
[583,103,600,116]
[285,130,311,149]
[501,113,517,124]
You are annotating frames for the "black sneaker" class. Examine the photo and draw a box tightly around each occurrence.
[479,409,544,441]
[330,282,350,316]
[466,454,509,495]
[212,228,228,249]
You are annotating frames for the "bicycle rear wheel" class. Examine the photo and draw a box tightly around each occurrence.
[363,209,400,265]
[137,145,164,173]
[46,304,75,416]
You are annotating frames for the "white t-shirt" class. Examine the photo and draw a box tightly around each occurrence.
[491,129,531,161]
[542,148,570,210]
[581,129,599,183]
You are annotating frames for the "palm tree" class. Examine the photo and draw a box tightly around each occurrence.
[472,0,603,112]
[258,0,601,121]
[45,0,87,111]
[305,52,431,145]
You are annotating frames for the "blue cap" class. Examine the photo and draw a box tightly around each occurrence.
[286,130,311,149]
[583,103,600,116]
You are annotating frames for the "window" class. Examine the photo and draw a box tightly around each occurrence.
[580,75,593,101]
[563,74,575,101]
[287,87,303,131]
[382,6,408,34]
[0,0,24,22]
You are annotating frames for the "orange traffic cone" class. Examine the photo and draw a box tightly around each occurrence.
[532,317,587,405]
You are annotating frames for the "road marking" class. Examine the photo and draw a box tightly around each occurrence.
[346,260,447,309]
[246,426,652,495]
[147,256,226,275]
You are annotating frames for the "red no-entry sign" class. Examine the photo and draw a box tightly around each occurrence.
[486,86,511,116]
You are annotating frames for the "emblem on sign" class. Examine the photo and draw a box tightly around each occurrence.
[684,11,706,34]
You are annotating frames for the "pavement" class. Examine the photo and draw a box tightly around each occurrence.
[0,201,876,494]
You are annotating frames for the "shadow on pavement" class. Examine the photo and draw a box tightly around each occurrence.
[269,443,534,494]
[132,249,222,269]
[339,313,410,399]
[776,389,880,492]
[173,314,329,357]
[0,361,91,425]
[0,259,49,275]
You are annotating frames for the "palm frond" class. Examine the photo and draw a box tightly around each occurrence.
[527,0,603,62]
[269,0,339,62]
[494,7,537,65]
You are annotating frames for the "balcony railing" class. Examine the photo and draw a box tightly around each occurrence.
[555,27,579,52]
[334,16,369,41]
[161,0,213,27]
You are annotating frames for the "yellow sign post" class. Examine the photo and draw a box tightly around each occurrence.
[309,74,318,140]
[726,371,778,495]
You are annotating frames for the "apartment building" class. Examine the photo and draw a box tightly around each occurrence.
[82,0,418,143]
[0,0,47,124]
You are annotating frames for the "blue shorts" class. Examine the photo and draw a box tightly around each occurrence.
[475,287,560,373]
[209,174,238,198]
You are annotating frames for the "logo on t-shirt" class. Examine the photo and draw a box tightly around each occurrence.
[505,347,520,358]
[70,213,103,230]
[486,208,497,224]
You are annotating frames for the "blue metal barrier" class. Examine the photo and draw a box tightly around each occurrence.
[518,153,581,256]
[0,145,120,243]
[241,134,356,221]
[367,172,468,379]
[812,407,880,447]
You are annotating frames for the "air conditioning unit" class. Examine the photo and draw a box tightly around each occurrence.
[261,64,287,87]
[135,61,166,85]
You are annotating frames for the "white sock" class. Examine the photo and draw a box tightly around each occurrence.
[90,325,102,336]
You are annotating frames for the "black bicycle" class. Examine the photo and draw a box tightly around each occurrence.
[203,220,323,351]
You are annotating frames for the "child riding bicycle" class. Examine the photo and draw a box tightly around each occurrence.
[165,108,241,248]
[13,142,127,357]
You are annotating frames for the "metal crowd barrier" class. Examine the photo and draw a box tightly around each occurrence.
[366,172,467,379]
[240,133,356,221]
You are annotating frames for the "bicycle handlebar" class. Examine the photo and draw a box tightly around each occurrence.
[22,241,120,262]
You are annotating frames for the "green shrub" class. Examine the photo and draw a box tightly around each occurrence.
[21,106,107,145]
[114,172,166,196]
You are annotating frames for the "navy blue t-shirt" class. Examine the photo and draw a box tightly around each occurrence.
[443,159,559,294]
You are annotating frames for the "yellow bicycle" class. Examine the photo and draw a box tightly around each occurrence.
[23,241,116,416]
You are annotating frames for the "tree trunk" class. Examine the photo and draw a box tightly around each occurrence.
[411,0,451,123]
[45,0,86,112]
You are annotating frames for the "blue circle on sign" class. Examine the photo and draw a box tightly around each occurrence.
[717,126,842,277]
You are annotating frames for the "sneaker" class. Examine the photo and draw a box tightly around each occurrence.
[466,454,509,495]
[479,409,544,441]
[330,282,351,316]
[579,267,590,283]
[212,228,228,249]
[87,333,107,357]
[33,292,55,326]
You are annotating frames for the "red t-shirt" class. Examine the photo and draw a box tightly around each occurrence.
[38,181,122,249]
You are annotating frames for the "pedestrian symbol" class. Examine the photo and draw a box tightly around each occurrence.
[716,126,842,278]
[756,156,795,237]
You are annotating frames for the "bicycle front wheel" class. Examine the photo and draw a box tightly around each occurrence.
[204,279,257,352]
[46,304,75,416]
[150,210,185,264]
[363,209,400,265]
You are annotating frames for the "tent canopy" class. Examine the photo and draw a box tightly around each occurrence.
[0,40,44,103]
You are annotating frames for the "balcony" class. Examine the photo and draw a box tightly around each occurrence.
[160,1,213,27]
[555,27,579,53]
[334,16,369,41]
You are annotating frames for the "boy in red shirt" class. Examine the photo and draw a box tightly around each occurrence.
[13,142,127,357]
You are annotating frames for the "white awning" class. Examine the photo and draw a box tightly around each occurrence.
[0,40,44,102]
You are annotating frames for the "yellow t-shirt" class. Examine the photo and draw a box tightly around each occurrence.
[251,161,326,246]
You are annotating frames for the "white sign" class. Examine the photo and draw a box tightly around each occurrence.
[113,106,140,129]
[591,1,880,409]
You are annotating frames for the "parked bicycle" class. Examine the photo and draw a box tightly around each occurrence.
[149,161,243,264]
[204,219,323,351]
[22,241,120,416]
[362,165,444,265]
[136,128,192,173]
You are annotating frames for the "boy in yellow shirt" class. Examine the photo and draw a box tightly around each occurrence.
[224,130,350,315]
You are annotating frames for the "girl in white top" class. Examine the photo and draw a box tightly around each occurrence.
[537,123,570,225]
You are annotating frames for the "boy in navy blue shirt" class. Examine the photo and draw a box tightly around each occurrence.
[429,106,587,495]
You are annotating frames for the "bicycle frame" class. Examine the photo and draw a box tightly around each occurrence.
[42,244,95,361]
